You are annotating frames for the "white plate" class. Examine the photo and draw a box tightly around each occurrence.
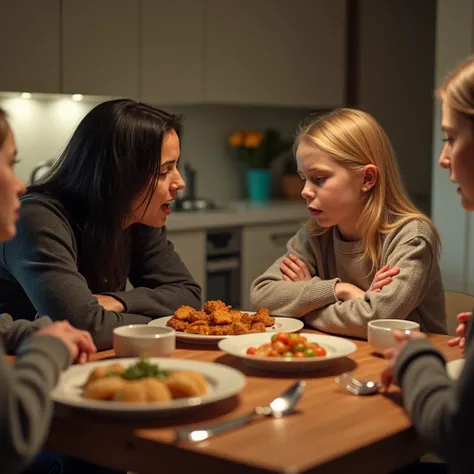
[148,314,304,344]
[218,333,357,372]
[51,358,246,417]
[446,358,465,380]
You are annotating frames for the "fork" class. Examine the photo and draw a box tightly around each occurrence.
[335,372,382,395]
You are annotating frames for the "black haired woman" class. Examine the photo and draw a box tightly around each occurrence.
[0,99,201,350]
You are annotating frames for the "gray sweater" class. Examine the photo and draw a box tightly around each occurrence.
[251,220,447,338]
[0,315,71,474]
[394,323,474,474]
[0,194,202,350]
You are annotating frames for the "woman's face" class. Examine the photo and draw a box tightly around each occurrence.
[0,127,25,241]
[440,102,474,211]
[130,129,185,227]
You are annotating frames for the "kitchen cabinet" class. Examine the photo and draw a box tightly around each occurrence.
[241,221,303,308]
[167,230,206,296]
[141,0,205,104]
[204,0,347,107]
[62,0,139,97]
[0,0,60,93]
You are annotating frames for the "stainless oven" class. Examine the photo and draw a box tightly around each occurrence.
[206,228,241,308]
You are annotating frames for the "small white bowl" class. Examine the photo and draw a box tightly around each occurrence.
[113,324,175,358]
[368,319,420,354]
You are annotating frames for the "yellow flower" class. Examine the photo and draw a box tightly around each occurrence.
[243,131,264,148]
[229,132,244,147]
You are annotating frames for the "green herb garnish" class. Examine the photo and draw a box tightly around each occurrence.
[119,358,170,381]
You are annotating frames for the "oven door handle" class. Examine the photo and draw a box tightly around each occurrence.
[206,258,240,273]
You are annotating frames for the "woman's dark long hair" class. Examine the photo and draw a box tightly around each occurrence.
[28,99,183,292]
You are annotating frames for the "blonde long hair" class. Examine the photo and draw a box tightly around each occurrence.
[436,55,474,116]
[0,108,9,149]
[295,108,440,273]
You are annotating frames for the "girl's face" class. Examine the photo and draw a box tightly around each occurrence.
[130,129,185,227]
[0,127,25,241]
[439,101,474,211]
[296,141,374,240]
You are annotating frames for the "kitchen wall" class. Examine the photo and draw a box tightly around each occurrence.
[356,0,436,214]
[0,95,311,201]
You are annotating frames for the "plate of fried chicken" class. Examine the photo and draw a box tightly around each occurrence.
[148,300,304,344]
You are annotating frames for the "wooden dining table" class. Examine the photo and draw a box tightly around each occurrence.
[43,330,458,474]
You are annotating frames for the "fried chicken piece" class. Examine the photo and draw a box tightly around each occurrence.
[249,322,266,333]
[189,310,210,323]
[174,305,196,321]
[210,309,233,325]
[83,376,126,401]
[241,313,254,328]
[253,308,275,327]
[209,324,233,336]
[185,320,210,335]
[230,310,244,323]
[204,300,231,314]
[231,321,249,335]
[166,317,189,332]
[165,371,208,398]
[84,364,125,388]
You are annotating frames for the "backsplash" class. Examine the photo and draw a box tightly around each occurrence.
[0,96,311,201]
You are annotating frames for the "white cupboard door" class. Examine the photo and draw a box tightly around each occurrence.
[141,0,205,104]
[241,221,303,308]
[0,0,60,93]
[62,0,139,97]
[204,0,347,107]
[167,230,206,298]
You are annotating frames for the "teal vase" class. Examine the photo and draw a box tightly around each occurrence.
[247,169,272,202]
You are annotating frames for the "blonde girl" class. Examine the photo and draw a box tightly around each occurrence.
[251,108,446,338]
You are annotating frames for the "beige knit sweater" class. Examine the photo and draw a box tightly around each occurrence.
[250,219,447,338]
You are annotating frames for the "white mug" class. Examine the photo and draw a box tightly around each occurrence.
[367,319,420,354]
[113,324,176,358]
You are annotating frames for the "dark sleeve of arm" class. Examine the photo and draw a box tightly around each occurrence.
[105,225,202,316]
[0,335,71,474]
[394,336,474,472]
[0,314,53,354]
[4,202,150,350]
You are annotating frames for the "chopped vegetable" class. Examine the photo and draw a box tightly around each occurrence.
[114,358,170,380]
[246,332,327,358]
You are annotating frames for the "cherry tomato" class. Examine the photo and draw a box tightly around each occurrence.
[293,352,305,358]
[293,343,306,354]
[276,332,290,344]
[247,347,257,355]
[288,333,301,341]
[271,334,278,342]
[282,351,294,358]
[299,336,308,343]
[304,348,315,357]
[268,349,279,357]
[273,341,288,354]
[315,346,327,357]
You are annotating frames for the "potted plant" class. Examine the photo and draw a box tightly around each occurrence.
[228,128,290,202]
[281,155,302,200]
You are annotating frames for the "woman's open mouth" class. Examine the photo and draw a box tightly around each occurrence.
[308,207,322,217]
[161,201,173,215]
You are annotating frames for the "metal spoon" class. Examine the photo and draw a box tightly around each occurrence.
[175,380,306,442]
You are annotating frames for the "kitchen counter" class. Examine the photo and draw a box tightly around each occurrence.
[166,200,309,232]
